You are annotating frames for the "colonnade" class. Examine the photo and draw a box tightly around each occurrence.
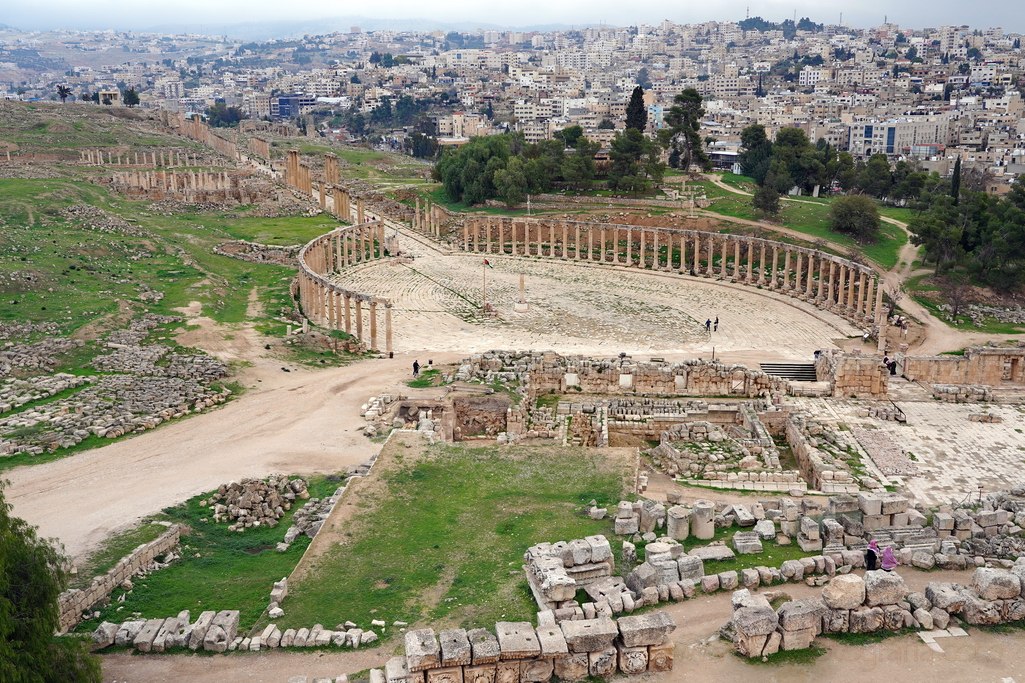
[412,196,444,237]
[80,149,198,167]
[461,217,884,325]
[297,221,392,353]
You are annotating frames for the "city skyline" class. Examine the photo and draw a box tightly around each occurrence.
[1,0,1023,35]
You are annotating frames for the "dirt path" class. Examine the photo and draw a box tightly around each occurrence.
[98,567,1025,683]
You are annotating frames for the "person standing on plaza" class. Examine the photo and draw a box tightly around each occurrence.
[412,359,420,377]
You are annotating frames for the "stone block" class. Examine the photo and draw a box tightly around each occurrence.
[731,606,778,637]
[701,575,720,593]
[405,629,441,672]
[689,545,735,561]
[961,595,1001,625]
[625,562,657,594]
[973,568,1021,600]
[777,599,825,634]
[385,656,413,683]
[857,493,882,516]
[754,519,775,540]
[822,609,849,634]
[494,661,519,683]
[647,641,674,672]
[862,514,888,531]
[588,646,618,678]
[495,622,540,660]
[134,618,164,652]
[439,629,471,667]
[467,628,500,665]
[91,622,118,650]
[780,627,816,651]
[822,574,866,610]
[691,500,716,540]
[666,506,691,541]
[553,653,589,682]
[535,625,567,656]
[732,531,763,554]
[930,607,950,630]
[864,571,909,606]
[733,505,756,527]
[585,535,613,564]
[879,493,909,515]
[925,583,968,613]
[719,571,739,590]
[115,620,144,647]
[800,516,820,541]
[425,667,463,683]
[678,556,706,582]
[741,568,761,589]
[933,513,955,531]
[560,617,619,653]
[519,659,553,683]
[616,641,650,676]
[849,606,884,633]
[617,611,676,648]
[211,610,239,644]
[614,516,639,535]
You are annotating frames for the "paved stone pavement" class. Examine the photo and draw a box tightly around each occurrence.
[858,402,1025,505]
[336,247,858,359]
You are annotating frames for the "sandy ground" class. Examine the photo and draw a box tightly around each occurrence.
[98,568,1025,683]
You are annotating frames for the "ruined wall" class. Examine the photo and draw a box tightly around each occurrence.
[815,350,887,398]
[902,347,1025,387]
[452,395,511,440]
[58,525,182,633]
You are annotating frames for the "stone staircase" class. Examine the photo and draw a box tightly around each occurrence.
[760,363,817,382]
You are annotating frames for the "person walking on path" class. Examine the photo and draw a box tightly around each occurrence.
[705,319,712,333]
[865,539,879,570]
[714,317,719,332]
[412,359,420,377]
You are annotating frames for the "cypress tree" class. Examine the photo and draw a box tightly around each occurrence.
[951,156,961,205]
[625,86,647,131]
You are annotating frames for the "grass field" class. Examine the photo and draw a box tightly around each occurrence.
[73,475,342,633]
[279,442,630,631]
[695,179,907,269]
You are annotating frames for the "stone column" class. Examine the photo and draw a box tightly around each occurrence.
[795,252,804,293]
[706,235,715,276]
[463,222,470,252]
[587,227,593,261]
[639,230,646,268]
[858,272,869,316]
[768,247,779,288]
[691,500,715,540]
[733,238,741,280]
[864,275,875,318]
[511,220,518,256]
[354,298,364,342]
[385,303,393,355]
[600,229,607,263]
[816,257,826,300]
[678,233,686,272]
[826,261,836,305]
[847,268,857,310]
[692,234,701,273]
[719,237,728,278]
[369,300,378,351]
[873,279,885,326]
[561,222,569,259]
[343,294,352,334]
[327,286,337,329]
[575,225,581,260]
[626,227,633,266]
[783,250,792,290]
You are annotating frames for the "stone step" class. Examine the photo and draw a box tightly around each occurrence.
[760,363,817,382]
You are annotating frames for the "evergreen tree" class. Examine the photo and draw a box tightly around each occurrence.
[663,89,709,171]
[1,482,101,682]
[752,184,781,217]
[951,156,962,206]
[625,86,647,131]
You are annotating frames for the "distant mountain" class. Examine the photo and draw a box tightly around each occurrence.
[144,16,582,40]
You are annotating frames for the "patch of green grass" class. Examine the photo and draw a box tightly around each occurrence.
[738,645,827,665]
[281,443,628,630]
[73,475,343,633]
[822,627,917,645]
[0,433,118,473]
[407,368,442,388]
[70,522,171,589]
[535,392,561,410]
[696,526,817,573]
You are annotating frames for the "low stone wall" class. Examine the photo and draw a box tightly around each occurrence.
[214,239,301,267]
[729,566,1025,659]
[783,413,859,493]
[59,524,182,633]
[524,536,615,610]
[395,612,676,682]
[815,350,887,398]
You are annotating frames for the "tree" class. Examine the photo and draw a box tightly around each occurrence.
[662,89,709,171]
[625,86,647,131]
[484,100,494,120]
[122,87,140,107]
[596,118,615,130]
[830,195,881,243]
[738,124,773,185]
[205,102,243,127]
[493,156,528,207]
[951,156,962,206]
[0,481,101,682]
[56,85,72,104]
[752,184,781,217]
[554,125,583,148]
[608,128,663,193]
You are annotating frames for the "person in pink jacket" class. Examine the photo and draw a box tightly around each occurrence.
[881,545,898,571]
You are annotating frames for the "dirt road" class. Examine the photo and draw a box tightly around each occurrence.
[3,346,449,561]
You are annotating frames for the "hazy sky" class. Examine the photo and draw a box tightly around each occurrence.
[1,0,1020,33]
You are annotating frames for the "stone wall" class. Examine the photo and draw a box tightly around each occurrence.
[395,612,676,682]
[58,524,182,633]
[784,413,860,493]
[214,240,301,267]
[901,346,1025,387]
[815,349,888,398]
[452,394,511,440]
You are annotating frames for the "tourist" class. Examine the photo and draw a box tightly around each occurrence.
[714,317,719,332]
[705,319,712,332]
[865,539,879,570]
[412,360,420,377]
[881,545,898,571]
[888,360,898,376]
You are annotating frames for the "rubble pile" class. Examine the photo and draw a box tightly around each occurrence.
[206,476,309,532]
